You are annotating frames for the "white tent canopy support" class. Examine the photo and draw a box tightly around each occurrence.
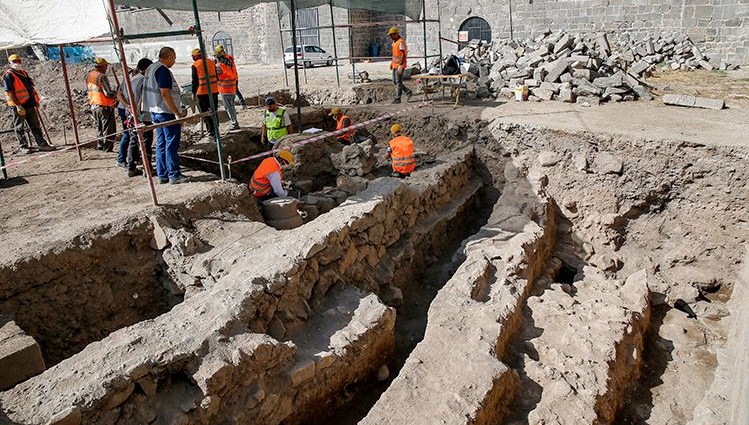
[0,0,111,50]
[117,0,423,20]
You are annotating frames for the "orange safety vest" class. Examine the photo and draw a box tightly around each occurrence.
[3,69,39,106]
[86,70,117,107]
[389,135,415,174]
[193,59,219,95]
[335,114,355,142]
[390,38,407,70]
[251,157,283,198]
[216,55,238,95]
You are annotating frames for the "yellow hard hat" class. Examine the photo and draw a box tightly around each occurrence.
[94,57,108,66]
[329,107,342,116]
[214,45,225,56]
[276,149,294,165]
[387,27,399,36]
[390,123,402,134]
[191,48,202,57]
[8,54,21,63]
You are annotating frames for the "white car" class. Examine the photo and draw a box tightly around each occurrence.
[284,45,333,68]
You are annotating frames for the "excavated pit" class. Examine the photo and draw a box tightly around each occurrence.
[0,103,747,424]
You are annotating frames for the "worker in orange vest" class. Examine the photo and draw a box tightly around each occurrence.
[388,27,413,104]
[214,45,240,131]
[386,123,415,178]
[250,149,295,201]
[329,107,355,144]
[86,58,118,151]
[2,54,54,154]
[191,48,220,141]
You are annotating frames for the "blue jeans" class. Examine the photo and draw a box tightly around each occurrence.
[151,113,182,180]
[117,107,129,164]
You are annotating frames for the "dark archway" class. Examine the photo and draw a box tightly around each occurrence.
[459,16,491,45]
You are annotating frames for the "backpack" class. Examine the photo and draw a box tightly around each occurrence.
[442,55,460,75]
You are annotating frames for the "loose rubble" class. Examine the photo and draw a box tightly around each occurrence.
[457,30,739,104]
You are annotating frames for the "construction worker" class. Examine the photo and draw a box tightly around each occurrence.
[86,58,118,151]
[214,45,240,130]
[250,149,294,201]
[388,27,413,104]
[329,107,355,144]
[191,48,220,141]
[2,54,54,154]
[261,97,292,148]
[117,58,154,177]
[143,46,189,184]
[386,123,415,178]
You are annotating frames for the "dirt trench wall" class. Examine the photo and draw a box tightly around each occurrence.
[0,149,477,425]
[362,159,558,425]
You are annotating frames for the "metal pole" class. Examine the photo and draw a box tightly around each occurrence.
[329,3,340,87]
[437,0,444,70]
[58,45,82,161]
[422,0,428,70]
[276,1,289,88]
[348,9,355,83]
[192,0,227,179]
[289,0,303,133]
[509,0,514,41]
[105,0,159,206]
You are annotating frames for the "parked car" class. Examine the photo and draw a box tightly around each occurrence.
[284,45,333,68]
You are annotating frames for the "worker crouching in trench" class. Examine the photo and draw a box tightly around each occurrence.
[250,149,295,202]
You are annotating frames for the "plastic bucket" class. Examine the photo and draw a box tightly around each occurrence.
[515,85,529,101]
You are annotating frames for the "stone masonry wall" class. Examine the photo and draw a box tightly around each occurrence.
[113,1,746,66]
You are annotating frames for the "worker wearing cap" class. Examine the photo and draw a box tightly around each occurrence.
[329,107,355,145]
[250,149,294,201]
[2,54,54,154]
[191,48,220,141]
[214,45,240,130]
[87,58,118,151]
[388,27,413,104]
[261,97,292,148]
[386,123,415,178]
[143,46,189,184]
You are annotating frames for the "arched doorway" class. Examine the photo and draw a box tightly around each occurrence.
[459,17,491,45]
[212,31,233,56]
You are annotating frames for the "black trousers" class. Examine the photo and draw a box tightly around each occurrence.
[197,94,219,137]
[126,122,154,171]
[12,106,49,148]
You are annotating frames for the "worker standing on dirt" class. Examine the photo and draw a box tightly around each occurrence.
[214,45,240,130]
[250,149,295,201]
[117,58,154,177]
[388,27,413,104]
[191,48,220,142]
[86,58,118,152]
[329,107,355,145]
[261,97,292,148]
[143,46,189,184]
[2,54,54,154]
[386,123,415,178]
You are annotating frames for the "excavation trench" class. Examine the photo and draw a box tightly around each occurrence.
[1,106,746,424]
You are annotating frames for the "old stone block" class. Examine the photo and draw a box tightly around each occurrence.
[533,88,555,101]
[631,84,654,101]
[576,95,601,106]
[0,319,45,390]
[558,88,576,103]
[663,94,724,110]
[290,359,316,387]
[538,151,561,166]
[629,60,650,76]
[592,72,624,88]
[544,58,569,83]
[593,152,624,175]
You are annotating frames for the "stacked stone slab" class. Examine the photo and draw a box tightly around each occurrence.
[458,30,738,104]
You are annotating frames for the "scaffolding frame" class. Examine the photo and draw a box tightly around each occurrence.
[276,0,444,127]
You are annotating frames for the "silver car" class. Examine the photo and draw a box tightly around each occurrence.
[284,45,333,68]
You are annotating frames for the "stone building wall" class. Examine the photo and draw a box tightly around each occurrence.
[114,1,747,66]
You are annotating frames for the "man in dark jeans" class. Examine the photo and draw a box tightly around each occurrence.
[2,54,54,154]
[117,58,154,177]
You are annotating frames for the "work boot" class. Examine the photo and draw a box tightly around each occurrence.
[392,98,401,104]
[229,123,240,131]
[117,161,127,169]
[37,144,55,152]
[158,177,169,184]
[21,146,32,154]
[169,175,191,184]
[128,168,142,178]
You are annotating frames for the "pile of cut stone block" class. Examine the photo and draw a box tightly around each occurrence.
[456,30,739,104]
